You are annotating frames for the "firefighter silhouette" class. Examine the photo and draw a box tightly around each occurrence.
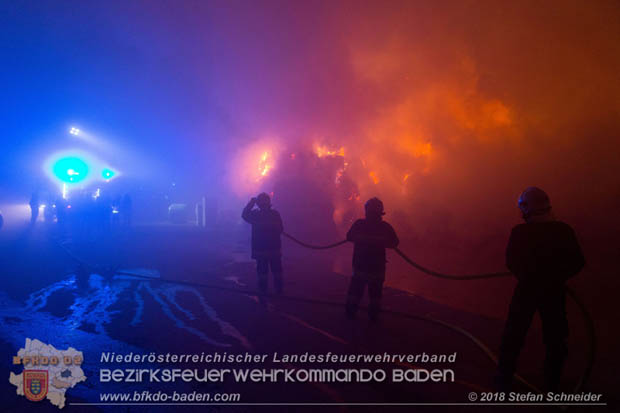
[345,197,399,321]
[242,192,284,294]
[496,187,585,392]
[29,191,40,224]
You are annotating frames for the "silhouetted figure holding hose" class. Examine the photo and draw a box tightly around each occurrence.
[496,187,585,392]
[345,197,399,321]
[242,193,284,295]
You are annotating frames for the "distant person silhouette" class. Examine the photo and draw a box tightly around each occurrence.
[242,193,284,295]
[29,192,40,224]
[345,197,399,321]
[496,187,585,392]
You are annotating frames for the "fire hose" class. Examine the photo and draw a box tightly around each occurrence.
[282,231,596,396]
[55,233,595,397]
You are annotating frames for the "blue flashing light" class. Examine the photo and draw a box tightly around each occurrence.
[52,157,89,184]
[102,168,116,180]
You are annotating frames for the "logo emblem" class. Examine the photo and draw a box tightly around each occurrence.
[23,370,48,402]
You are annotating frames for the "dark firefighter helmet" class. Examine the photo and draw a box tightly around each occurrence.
[518,187,551,218]
[256,192,271,208]
[365,197,385,217]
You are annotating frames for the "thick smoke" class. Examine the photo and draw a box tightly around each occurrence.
[2,0,617,388]
[3,0,618,303]
[202,1,620,325]
[215,1,619,250]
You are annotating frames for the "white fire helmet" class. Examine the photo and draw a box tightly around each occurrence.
[518,187,551,218]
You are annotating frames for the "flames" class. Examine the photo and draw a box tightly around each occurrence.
[232,130,436,214]
[258,151,272,178]
[230,138,281,196]
[308,135,434,202]
[208,0,620,282]
[314,144,345,158]
[230,40,517,208]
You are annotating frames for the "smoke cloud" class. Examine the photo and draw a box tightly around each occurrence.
[2,0,618,283]
[209,1,619,249]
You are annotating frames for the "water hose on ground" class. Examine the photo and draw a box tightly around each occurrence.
[281,232,595,395]
[55,232,594,395]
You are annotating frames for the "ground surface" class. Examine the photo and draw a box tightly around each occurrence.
[0,222,612,412]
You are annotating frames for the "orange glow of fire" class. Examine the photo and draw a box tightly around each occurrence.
[315,144,345,158]
[258,151,272,179]
[230,138,281,196]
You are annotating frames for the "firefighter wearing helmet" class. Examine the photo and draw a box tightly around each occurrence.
[496,187,585,392]
[345,197,399,321]
[242,192,284,295]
